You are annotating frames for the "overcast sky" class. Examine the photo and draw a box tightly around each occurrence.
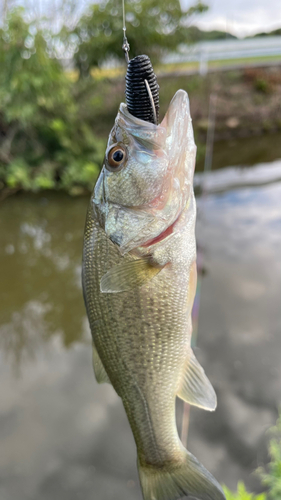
[7,0,281,38]
[182,0,281,37]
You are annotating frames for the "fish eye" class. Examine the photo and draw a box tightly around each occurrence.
[106,144,127,172]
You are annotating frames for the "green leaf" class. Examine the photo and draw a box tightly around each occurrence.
[6,158,31,189]
[257,413,281,499]
[223,482,266,500]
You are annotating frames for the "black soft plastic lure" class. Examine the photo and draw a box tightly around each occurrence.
[125,54,159,125]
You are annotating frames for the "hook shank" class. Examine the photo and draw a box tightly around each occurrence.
[144,79,157,125]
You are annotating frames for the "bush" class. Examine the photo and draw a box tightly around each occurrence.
[0,8,104,194]
[255,78,270,94]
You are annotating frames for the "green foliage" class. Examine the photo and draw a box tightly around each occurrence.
[250,28,281,38]
[0,8,104,193]
[71,0,208,76]
[257,413,281,499]
[223,413,281,500]
[184,26,237,43]
[255,78,269,93]
[223,482,266,500]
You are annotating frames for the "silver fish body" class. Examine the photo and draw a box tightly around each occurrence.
[82,90,225,500]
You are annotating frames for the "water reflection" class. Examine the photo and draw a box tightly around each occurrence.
[0,194,87,359]
[0,161,281,499]
[1,300,52,369]
[190,174,281,491]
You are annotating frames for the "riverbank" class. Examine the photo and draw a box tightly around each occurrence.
[1,65,281,196]
[87,64,281,168]
[97,65,281,136]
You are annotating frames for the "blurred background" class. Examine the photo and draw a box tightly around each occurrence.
[0,1,281,499]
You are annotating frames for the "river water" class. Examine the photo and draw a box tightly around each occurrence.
[0,142,281,500]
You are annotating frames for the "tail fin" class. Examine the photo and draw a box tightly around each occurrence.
[138,449,225,500]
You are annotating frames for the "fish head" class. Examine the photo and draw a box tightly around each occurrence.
[93,89,196,254]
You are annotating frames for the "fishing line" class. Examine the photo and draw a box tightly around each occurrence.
[122,0,130,63]
[121,0,159,124]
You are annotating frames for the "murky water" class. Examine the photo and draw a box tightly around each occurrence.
[1,149,281,499]
[197,132,281,172]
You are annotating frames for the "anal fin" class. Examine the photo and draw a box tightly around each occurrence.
[92,342,111,385]
[177,349,217,411]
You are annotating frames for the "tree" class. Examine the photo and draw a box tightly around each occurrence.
[72,0,208,76]
[0,8,103,193]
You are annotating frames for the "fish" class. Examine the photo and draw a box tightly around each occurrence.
[82,89,225,500]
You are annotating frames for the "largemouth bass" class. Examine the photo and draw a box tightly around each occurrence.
[82,89,225,500]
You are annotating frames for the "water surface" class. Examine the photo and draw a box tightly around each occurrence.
[0,154,281,499]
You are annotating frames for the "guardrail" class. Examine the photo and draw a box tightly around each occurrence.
[163,36,281,75]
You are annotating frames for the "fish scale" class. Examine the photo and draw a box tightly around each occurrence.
[83,206,189,462]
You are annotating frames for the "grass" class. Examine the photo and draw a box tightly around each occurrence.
[157,55,281,75]
[65,54,281,82]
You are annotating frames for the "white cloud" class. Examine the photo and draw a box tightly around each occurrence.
[181,0,281,37]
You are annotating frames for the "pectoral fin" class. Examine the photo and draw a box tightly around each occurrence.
[100,258,162,293]
[92,342,111,385]
[177,349,217,411]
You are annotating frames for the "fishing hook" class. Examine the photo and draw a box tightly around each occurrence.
[144,79,157,125]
